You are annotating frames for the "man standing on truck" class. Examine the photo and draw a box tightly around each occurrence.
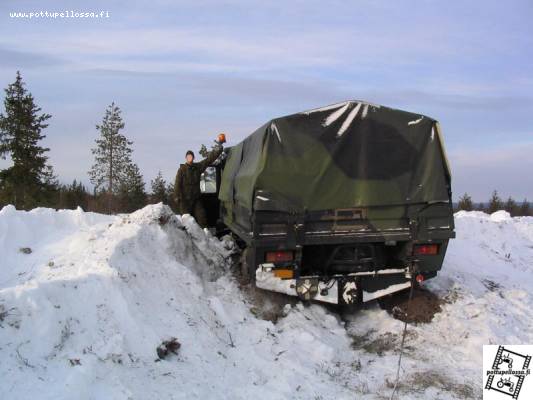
[174,134,226,227]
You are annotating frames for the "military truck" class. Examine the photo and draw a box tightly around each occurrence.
[201,100,455,305]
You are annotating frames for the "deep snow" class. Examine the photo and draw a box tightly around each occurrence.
[1,204,532,399]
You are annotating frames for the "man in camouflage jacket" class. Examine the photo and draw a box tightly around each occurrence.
[174,137,224,227]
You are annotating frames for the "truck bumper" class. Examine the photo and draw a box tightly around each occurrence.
[255,264,412,305]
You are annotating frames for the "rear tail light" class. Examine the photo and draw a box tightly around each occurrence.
[413,244,439,255]
[265,250,294,263]
[416,274,425,283]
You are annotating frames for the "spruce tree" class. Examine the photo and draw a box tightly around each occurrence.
[519,199,530,217]
[88,103,132,195]
[150,171,167,204]
[504,196,517,216]
[58,179,89,210]
[0,71,56,209]
[166,182,177,211]
[457,193,473,211]
[128,163,147,210]
[118,163,146,212]
[487,190,503,214]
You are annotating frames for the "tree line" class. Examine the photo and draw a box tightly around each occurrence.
[0,71,531,216]
[0,71,178,214]
[456,191,530,216]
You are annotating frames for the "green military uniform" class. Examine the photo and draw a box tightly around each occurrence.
[174,144,223,227]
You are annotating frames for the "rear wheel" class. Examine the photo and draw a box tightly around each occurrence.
[239,247,255,285]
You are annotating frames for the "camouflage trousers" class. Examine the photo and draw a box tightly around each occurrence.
[178,198,207,228]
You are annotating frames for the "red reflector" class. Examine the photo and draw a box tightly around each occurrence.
[416,274,425,283]
[413,244,439,255]
[265,250,294,263]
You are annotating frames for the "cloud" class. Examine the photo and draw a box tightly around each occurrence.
[0,0,531,198]
[3,28,344,73]
[0,47,65,69]
[362,89,533,112]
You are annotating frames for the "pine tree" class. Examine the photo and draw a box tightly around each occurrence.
[0,71,56,209]
[504,196,517,216]
[150,171,167,204]
[519,199,530,217]
[487,190,503,214]
[457,193,473,211]
[88,103,132,195]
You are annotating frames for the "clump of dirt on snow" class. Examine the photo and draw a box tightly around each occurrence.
[156,337,181,359]
[378,286,443,323]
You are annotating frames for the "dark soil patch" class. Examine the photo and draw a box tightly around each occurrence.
[350,329,417,356]
[156,337,181,359]
[378,285,442,323]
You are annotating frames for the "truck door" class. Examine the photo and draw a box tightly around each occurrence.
[200,166,220,227]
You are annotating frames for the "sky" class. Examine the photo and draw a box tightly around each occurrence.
[0,0,532,201]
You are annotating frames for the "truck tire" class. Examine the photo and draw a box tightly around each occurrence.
[240,247,254,285]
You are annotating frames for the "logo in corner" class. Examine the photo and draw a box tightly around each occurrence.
[484,345,532,399]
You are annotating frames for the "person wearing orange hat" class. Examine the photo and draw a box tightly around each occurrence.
[174,134,226,227]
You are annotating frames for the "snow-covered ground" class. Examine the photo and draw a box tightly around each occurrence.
[0,204,532,399]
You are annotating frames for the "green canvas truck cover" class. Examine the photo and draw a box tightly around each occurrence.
[219,100,451,217]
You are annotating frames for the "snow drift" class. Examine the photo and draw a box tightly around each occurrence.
[1,204,532,399]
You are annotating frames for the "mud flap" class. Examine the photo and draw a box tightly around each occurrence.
[338,277,360,306]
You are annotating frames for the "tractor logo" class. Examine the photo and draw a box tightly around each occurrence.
[484,345,531,399]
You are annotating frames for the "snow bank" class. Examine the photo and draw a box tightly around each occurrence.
[0,204,362,399]
[345,211,533,398]
[1,206,532,399]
